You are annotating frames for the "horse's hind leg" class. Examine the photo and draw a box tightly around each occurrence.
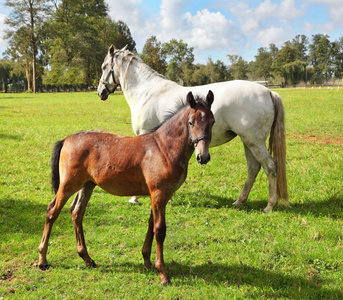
[38,191,71,269]
[233,144,261,208]
[129,195,141,205]
[243,142,278,213]
[70,182,96,267]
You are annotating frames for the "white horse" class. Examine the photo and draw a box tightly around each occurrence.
[98,45,288,212]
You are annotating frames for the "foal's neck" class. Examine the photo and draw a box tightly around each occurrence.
[154,108,193,160]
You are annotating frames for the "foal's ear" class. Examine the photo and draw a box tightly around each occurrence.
[109,45,115,56]
[187,91,196,108]
[121,44,128,51]
[206,90,214,108]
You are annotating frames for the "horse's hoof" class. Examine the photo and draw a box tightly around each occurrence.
[38,264,49,271]
[263,206,273,213]
[232,200,242,207]
[86,260,96,268]
[129,199,141,205]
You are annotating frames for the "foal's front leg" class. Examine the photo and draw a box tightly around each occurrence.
[150,192,170,284]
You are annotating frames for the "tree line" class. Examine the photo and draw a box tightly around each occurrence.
[1,0,342,93]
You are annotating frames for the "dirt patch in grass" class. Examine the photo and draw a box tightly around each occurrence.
[1,270,15,281]
[290,135,343,145]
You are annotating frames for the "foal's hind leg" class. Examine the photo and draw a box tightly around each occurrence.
[142,210,154,269]
[70,182,96,267]
[38,190,72,269]
[233,144,261,208]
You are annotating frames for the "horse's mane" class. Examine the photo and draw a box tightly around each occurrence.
[118,49,168,81]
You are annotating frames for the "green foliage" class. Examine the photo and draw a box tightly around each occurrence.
[140,36,167,75]
[0,89,342,298]
[227,54,249,80]
[162,39,194,84]
[253,47,273,82]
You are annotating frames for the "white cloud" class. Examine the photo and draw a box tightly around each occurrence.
[0,13,8,53]
[107,0,156,48]
[252,26,288,47]
[183,9,240,51]
[229,0,303,37]
[160,0,189,32]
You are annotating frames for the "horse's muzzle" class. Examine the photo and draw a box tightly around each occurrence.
[197,153,211,164]
[99,90,109,101]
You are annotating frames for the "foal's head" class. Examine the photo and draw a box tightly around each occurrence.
[187,90,215,164]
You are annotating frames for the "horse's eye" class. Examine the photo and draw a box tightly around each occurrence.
[188,121,193,126]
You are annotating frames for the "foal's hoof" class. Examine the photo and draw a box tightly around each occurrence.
[86,260,97,268]
[160,276,171,286]
[144,260,152,269]
[38,264,49,271]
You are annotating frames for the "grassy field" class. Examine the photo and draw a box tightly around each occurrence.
[0,88,342,299]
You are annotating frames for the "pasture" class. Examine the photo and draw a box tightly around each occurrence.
[0,88,342,299]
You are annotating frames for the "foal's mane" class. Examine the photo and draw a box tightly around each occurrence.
[150,95,207,133]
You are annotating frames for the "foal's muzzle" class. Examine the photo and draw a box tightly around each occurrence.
[197,152,211,164]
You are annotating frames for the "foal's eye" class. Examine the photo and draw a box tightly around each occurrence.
[188,120,193,126]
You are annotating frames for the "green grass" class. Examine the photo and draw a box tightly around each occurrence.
[0,88,342,299]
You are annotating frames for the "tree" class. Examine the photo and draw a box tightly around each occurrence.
[272,43,307,85]
[113,21,136,52]
[227,54,248,80]
[254,47,273,83]
[4,0,51,92]
[43,0,136,87]
[140,36,167,75]
[0,59,13,92]
[292,34,309,62]
[330,37,343,80]
[309,34,332,83]
[205,58,228,83]
[162,39,194,84]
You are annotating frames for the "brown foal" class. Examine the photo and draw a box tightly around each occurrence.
[38,91,215,284]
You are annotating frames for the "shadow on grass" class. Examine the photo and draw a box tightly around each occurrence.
[91,260,342,298]
[0,132,22,140]
[0,198,54,235]
[174,192,343,219]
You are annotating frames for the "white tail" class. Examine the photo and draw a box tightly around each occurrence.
[269,91,289,204]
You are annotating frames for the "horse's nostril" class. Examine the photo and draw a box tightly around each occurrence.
[197,153,210,164]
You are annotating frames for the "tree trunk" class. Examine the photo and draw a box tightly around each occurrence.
[32,50,36,93]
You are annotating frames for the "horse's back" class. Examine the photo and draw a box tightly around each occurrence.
[183,81,276,146]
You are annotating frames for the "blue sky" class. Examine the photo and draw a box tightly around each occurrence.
[0,0,342,63]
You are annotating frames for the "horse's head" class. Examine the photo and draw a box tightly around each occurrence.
[98,45,127,100]
[187,90,215,164]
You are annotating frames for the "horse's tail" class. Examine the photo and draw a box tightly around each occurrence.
[51,139,64,194]
[269,91,289,205]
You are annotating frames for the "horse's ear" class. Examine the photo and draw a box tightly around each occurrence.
[109,45,115,56]
[187,91,196,108]
[121,45,128,51]
[206,90,214,108]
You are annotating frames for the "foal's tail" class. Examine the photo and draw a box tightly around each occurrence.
[51,139,64,194]
[269,91,289,205]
